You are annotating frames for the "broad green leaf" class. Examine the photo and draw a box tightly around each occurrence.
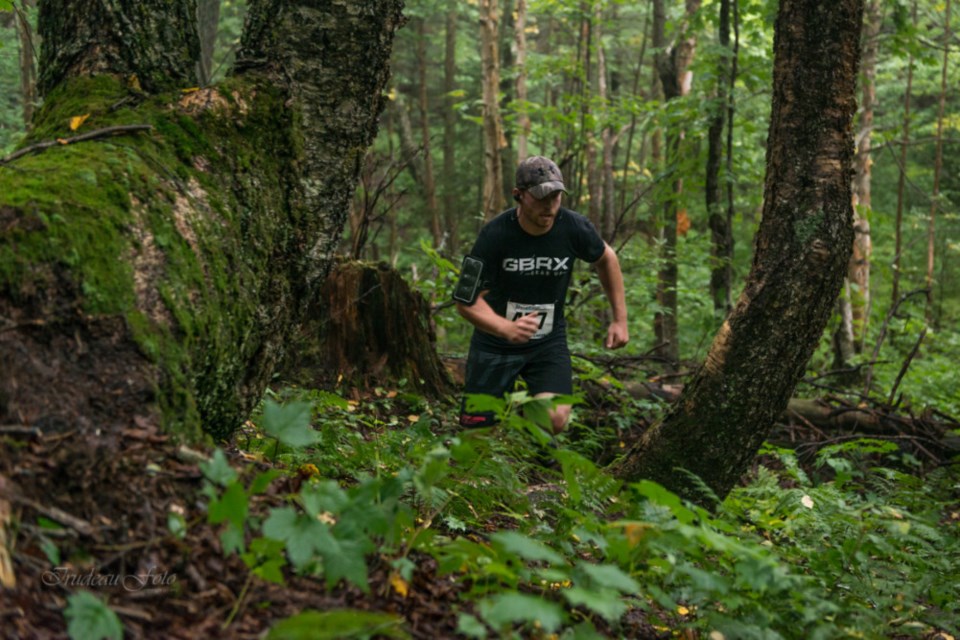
[521,397,553,431]
[249,469,282,495]
[267,609,409,639]
[262,399,319,448]
[262,507,327,570]
[478,591,565,633]
[576,562,640,594]
[300,480,349,518]
[65,591,123,640]
[464,393,505,413]
[220,521,246,556]
[242,538,288,585]
[414,445,451,493]
[311,390,350,410]
[316,529,374,592]
[199,448,237,487]
[207,481,248,528]
[562,586,628,622]
[456,613,488,639]
[491,530,565,566]
[253,558,286,585]
[631,479,696,524]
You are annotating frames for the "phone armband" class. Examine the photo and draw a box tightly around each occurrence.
[453,256,484,304]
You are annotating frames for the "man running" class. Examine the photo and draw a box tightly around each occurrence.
[454,156,629,433]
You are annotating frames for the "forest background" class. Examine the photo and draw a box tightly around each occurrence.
[2,0,959,401]
[1,0,959,638]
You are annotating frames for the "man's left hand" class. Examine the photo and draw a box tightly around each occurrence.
[605,321,629,349]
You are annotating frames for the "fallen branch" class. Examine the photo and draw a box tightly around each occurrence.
[585,379,959,460]
[0,124,154,165]
[7,496,97,538]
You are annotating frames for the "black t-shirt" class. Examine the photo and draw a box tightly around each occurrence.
[464,207,606,351]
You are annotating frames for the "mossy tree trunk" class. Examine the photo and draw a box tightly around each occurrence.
[0,0,404,441]
[611,0,863,505]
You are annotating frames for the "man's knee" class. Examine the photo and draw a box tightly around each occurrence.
[549,405,570,434]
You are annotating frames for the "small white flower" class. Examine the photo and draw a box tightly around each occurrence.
[801,495,815,509]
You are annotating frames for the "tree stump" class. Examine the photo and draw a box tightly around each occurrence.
[283,261,453,398]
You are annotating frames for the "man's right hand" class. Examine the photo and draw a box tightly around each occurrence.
[502,312,541,344]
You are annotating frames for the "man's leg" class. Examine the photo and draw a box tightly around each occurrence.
[532,393,572,434]
[522,340,574,435]
[459,345,525,428]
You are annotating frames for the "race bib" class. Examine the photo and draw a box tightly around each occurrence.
[506,301,555,340]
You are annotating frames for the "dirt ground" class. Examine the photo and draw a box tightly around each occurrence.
[0,424,666,639]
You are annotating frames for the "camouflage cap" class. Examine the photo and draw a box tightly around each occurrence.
[515,156,567,200]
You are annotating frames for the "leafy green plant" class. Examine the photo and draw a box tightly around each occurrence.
[64,591,123,640]
[205,387,959,639]
[267,609,410,640]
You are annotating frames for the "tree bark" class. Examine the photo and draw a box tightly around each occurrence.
[442,2,459,253]
[513,0,530,161]
[37,0,201,95]
[891,1,916,306]
[706,0,734,317]
[848,0,880,351]
[652,0,700,369]
[479,0,506,221]
[283,261,453,398]
[416,17,442,249]
[926,0,950,327]
[1,0,404,440]
[611,0,863,505]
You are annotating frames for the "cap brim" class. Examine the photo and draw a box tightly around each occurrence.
[528,182,567,200]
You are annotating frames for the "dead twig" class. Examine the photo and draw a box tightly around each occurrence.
[0,125,154,165]
[888,328,927,407]
[7,496,97,538]
[863,288,928,397]
[0,425,41,438]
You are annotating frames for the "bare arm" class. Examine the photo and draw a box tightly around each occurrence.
[456,291,541,344]
[594,244,629,349]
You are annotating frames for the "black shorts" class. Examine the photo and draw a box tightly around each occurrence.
[459,339,572,427]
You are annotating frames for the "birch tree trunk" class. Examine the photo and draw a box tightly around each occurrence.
[892,1,917,305]
[1,0,403,440]
[612,0,863,505]
[851,0,880,349]
[443,3,459,252]
[514,0,530,161]
[652,0,700,369]
[596,10,617,242]
[479,0,506,220]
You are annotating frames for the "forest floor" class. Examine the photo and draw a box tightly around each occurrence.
[1,423,469,639]
[0,404,668,639]
[1,383,957,639]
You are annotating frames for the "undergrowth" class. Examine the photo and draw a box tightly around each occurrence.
[120,383,957,640]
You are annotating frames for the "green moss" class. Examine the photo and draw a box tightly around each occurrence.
[793,207,826,246]
[0,75,298,443]
[0,144,137,315]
